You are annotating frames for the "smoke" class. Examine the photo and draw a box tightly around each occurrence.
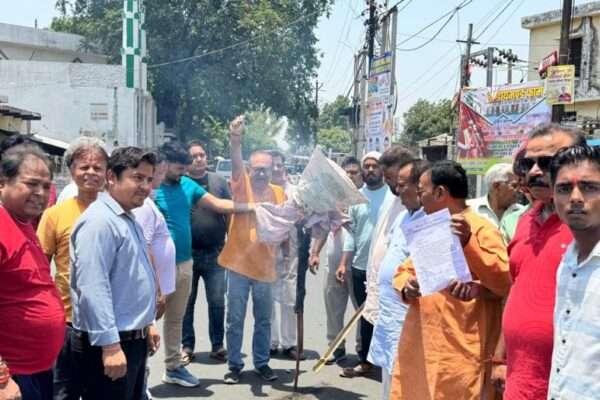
[273,116,289,151]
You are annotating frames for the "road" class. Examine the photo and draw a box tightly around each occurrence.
[147,264,381,399]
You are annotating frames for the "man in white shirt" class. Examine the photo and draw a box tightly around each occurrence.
[548,145,600,400]
[467,163,523,232]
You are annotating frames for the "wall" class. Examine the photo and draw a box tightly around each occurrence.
[525,9,600,120]
[0,23,106,64]
[0,60,159,148]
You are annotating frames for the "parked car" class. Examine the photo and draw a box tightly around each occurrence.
[215,158,232,180]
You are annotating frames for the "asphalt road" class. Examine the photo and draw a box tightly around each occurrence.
[146,264,381,399]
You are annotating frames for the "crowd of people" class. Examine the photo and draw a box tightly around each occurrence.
[1,120,600,400]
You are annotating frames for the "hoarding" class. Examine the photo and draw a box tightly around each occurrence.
[458,81,551,174]
[545,65,575,105]
[366,52,394,152]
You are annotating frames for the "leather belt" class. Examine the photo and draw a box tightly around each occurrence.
[74,327,148,342]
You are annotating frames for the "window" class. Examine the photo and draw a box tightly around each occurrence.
[568,37,582,77]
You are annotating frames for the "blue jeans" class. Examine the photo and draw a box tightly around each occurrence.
[226,270,273,371]
[182,248,226,352]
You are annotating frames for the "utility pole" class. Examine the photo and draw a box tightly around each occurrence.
[486,47,494,87]
[552,0,573,123]
[457,24,478,88]
[367,0,377,70]
[358,49,368,156]
[314,78,324,146]
[507,59,513,84]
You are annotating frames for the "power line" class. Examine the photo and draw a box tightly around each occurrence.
[475,0,516,40]
[397,8,459,51]
[482,0,527,46]
[148,9,322,69]
[396,0,472,48]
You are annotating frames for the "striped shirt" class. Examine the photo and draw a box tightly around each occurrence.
[548,241,600,400]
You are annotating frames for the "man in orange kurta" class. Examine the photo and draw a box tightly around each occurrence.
[218,116,286,384]
[391,161,511,400]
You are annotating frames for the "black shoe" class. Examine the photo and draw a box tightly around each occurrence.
[270,347,279,356]
[224,369,241,384]
[325,348,347,365]
[254,365,278,381]
[282,346,306,361]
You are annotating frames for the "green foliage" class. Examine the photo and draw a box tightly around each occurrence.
[401,99,454,146]
[318,126,351,153]
[316,95,351,153]
[50,0,332,154]
[318,95,350,129]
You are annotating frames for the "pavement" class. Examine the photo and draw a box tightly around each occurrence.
[146,265,381,399]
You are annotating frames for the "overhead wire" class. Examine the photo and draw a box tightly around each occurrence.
[396,0,471,48]
[474,0,516,40]
[148,8,323,69]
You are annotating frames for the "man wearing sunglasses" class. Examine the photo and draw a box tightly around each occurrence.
[498,124,586,400]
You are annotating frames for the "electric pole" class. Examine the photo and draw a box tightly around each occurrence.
[457,24,478,88]
[552,0,573,123]
[367,0,377,70]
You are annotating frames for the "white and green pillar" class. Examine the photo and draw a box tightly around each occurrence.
[122,0,147,90]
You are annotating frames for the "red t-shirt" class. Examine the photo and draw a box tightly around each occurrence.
[502,202,572,400]
[0,206,65,375]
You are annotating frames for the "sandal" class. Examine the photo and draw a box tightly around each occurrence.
[180,348,195,366]
[209,347,227,362]
[340,363,374,378]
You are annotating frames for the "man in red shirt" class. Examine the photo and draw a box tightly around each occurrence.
[0,144,66,400]
[500,124,586,399]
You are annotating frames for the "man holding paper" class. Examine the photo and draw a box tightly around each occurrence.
[391,160,511,400]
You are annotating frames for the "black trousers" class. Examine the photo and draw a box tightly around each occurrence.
[352,268,374,363]
[54,325,83,400]
[70,330,148,400]
[12,369,53,400]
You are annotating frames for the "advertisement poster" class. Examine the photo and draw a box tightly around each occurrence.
[366,52,394,152]
[458,81,551,174]
[545,65,575,105]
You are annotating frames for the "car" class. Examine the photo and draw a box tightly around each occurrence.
[215,159,232,180]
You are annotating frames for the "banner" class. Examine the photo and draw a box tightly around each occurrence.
[366,52,394,152]
[545,65,575,105]
[458,81,551,174]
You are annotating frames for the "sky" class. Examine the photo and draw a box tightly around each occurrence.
[3,0,564,127]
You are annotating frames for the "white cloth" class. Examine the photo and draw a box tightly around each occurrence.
[132,197,177,295]
[363,195,405,324]
[271,302,297,349]
[548,240,600,399]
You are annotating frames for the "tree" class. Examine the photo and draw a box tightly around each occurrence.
[401,99,454,146]
[318,126,351,153]
[316,95,351,153]
[50,0,332,151]
[318,95,350,129]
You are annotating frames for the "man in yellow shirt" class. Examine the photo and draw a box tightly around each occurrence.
[219,116,285,384]
[392,160,511,400]
[37,138,108,399]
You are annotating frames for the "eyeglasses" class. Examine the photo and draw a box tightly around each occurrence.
[516,156,554,174]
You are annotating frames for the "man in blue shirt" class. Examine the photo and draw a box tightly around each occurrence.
[70,147,161,400]
[153,142,253,387]
[336,151,390,378]
[367,159,428,399]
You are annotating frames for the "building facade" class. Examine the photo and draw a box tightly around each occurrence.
[523,2,600,130]
[0,22,163,150]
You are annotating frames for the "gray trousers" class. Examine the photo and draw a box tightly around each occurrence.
[323,264,361,351]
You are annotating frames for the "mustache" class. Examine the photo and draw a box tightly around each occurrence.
[527,176,549,188]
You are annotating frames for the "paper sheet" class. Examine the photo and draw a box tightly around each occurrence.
[401,208,472,296]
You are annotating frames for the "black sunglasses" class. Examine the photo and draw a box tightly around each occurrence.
[516,156,554,174]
